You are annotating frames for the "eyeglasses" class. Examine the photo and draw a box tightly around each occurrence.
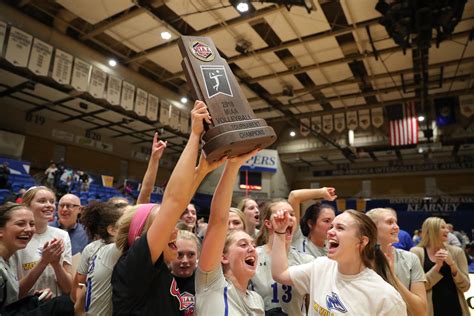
[58,203,80,209]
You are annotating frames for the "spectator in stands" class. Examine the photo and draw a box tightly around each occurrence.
[15,186,73,297]
[413,229,422,245]
[411,217,470,316]
[78,171,89,192]
[50,193,90,255]
[108,196,129,208]
[393,229,414,251]
[0,161,10,189]
[447,223,462,248]
[15,188,26,204]
[44,161,57,188]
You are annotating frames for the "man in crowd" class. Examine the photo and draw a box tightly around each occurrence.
[49,193,90,255]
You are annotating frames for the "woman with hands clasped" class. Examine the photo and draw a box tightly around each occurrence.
[196,149,264,316]
[14,186,72,297]
[366,208,427,316]
[410,217,470,316]
[271,209,407,316]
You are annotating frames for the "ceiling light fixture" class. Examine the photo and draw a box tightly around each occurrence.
[418,115,425,122]
[108,59,117,67]
[236,2,249,13]
[161,31,172,40]
[290,131,296,137]
[181,97,188,104]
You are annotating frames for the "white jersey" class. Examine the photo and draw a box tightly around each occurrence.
[196,265,264,316]
[85,243,121,316]
[292,227,327,258]
[289,257,407,316]
[12,226,72,296]
[77,239,105,276]
[251,246,313,315]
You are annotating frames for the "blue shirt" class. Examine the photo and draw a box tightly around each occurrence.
[393,229,414,251]
[49,220,90,255]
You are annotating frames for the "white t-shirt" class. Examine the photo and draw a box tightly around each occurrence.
[251,246,313,315]
[13,226,72,296]
[196,265,264,316]
[85,243,121,316]
[289,257,407,316]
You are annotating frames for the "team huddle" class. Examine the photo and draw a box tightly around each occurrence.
[0,101,470,315]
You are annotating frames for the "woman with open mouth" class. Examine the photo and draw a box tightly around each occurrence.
[237,198,261,239]
[196,149,263,315]
[251,200,313,315]
[366,208,427,316]
[15,186,73,298]
[410,217,470,316]
[111,100,224,315]
[272,209,407,315]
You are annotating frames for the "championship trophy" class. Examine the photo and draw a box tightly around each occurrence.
[178,36,277,161]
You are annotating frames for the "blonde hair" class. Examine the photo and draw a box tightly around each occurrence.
[418,217,446,249]
[365,208,396,224]
[177,229,202,254]
[115,204,159,252]
[236,198,256,213]
[229,207,246,231]
[22,186,55,207]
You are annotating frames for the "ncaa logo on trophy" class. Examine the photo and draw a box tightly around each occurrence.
[178,36,276,161]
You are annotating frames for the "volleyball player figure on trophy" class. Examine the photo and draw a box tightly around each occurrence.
[178,36,277,161]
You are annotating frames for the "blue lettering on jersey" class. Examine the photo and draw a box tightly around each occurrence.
[326,292,347,313]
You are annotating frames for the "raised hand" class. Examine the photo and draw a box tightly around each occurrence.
[227,148,260,168]
[195,151,227,174]
[191,100,212,136]
[271,209,291,234]
[321,187,337,201]
[150,132,167,161]
[40,238,64,265]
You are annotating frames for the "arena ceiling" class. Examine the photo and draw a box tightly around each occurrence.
[0,0,473,171]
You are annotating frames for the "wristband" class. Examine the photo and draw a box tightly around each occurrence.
[274,230,286,235]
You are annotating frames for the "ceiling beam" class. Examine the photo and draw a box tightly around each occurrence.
[60,109,108,122]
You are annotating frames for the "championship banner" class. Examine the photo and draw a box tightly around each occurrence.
[0,21,6,57]
[371,107,384,128]
[169,106,180,130]
[346,111,358,130]
[312,116,322,133]
[106,75,122,106]
[71,58,91,92]
[51,49,73,85]
[27,38,53,76]
[88,67,106,98]
[459,94,473,118]
[159,100,170,126]
[147,94,159,121]
[179,112,189,133]
[134,88,148,117]
[300,118,310,136]
[334,113,345,132]
[322,115,333,134]
[5,27,33,67]
[101,175,114,188]
[120,81,135,111]
[358,109,370,129]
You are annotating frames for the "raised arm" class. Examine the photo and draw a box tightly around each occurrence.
[288,187,337,230]
[147,101,213,262]
[137,132,167,204]
[271,209,294,286]
[199,150,259,272]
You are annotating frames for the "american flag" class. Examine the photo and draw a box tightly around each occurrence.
[389,101,419,146]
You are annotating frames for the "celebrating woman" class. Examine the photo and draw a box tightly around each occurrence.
[272,209,407,315]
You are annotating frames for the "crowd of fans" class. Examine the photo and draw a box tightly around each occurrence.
[0,101,471,315]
